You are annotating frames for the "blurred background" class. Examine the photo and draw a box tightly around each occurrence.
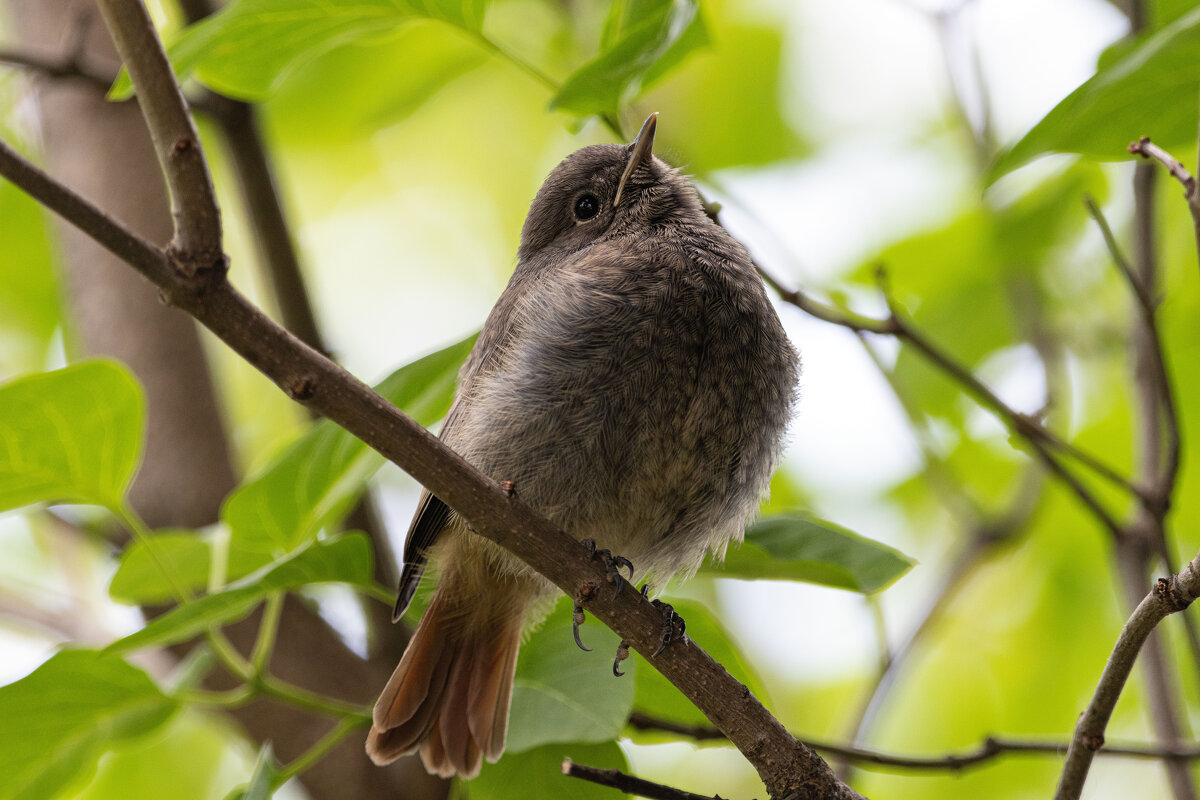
[2,0,1199,798]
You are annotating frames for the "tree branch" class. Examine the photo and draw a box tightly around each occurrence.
[562,760,726,800]
[1128,136,1200,274]
[94,0,222,261]
[1054,552,1200,800]
[755,261,1134,535]
[0,133,861,800]
[629,712,1200,773]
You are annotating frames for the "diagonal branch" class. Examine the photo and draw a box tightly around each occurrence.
[563,760,723,800]
[756,262,1132,536]
[1054,552,1200,800]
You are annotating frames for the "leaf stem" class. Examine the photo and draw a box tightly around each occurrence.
[258,674,372,720]
[275,716,366,784]
[251,591,284,674]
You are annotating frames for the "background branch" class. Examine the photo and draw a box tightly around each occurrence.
[1055,552,1200,800]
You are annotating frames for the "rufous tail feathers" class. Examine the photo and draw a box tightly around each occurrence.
[366,585,523,778]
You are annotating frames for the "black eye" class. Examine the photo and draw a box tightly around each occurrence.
[573,193,600,221]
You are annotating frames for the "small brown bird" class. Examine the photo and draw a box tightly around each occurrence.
[366,114,799,778]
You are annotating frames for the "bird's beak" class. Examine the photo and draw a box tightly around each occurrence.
[614,112,658,207]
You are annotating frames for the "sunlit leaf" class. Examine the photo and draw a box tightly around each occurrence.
[222,334,473,556]
[109,529,271,605]
[629,598,767,733]
[704,513,914,593]
[991,6,1200,180]
[472,740,628,800]
[0,361,143,512]
[118,0,491,101]
[106,534,374,655]
[0,182,60,376]
[507,597,635,753]
[552,0,704,117]
[0,650,177,800]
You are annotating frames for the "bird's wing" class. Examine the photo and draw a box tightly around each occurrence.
[392,270,537,622]
[392,487,452,621]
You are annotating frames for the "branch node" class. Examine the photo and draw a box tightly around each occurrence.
[1083,733,1105,752]
[172,136,195,156]
[287,375,316,401]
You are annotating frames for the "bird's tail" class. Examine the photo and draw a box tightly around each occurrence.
[366,582,524,778]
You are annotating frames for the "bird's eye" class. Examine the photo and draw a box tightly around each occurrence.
[573,194,600,221]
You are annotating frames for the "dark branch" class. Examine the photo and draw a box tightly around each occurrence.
[562,760,730,800]
[629,712,1200,773]
[1128,136,1200,277]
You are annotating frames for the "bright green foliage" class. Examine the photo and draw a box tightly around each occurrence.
[106,534,373,654]
[0,182,59,378]
[133,0,488,100]
[0,361,144,512]
[0,650,178,800]
[470,740,629,800]
[222,334,473,557]
[708,514,914,594]
[507,597,635,753]
[551,0,704,117]
[629,598,768,733]
[991,7,1200,179]
[109,529,275,604]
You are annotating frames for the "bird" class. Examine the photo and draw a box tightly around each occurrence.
[366,113,799,778]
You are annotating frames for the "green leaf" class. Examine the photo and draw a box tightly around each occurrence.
[704,513,914,593]
[0,650,178,800]
[106,534,374,654]
[990,6,1200,180]
[109,529,271,605]
[630,598,766,733]
[0,361,144,512]
[471,740,628,800]
[222,334,473,556]
[507,597,635,753]
[128,0,489,101]
[224,743,278,800]
[552,0,703,117]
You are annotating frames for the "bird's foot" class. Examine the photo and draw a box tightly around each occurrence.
[610,586,686,676]
[571,540,635,652]
[642,585,686,657]
[580,538,635,598]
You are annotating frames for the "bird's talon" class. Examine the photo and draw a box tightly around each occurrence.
[572,599,592,652]
[613,640,630,677]
[650,599,684,657]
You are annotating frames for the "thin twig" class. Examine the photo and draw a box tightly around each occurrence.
[563,760,730,800]
[629,712,1200,772]
[756,260,1135,535]
[94,0,223,262]
[1129,136,1200,273]
[1055,551,1200,800]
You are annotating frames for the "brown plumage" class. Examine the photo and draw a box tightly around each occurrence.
[367,114,799,778]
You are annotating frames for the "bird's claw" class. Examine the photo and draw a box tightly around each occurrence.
[613,640,630,677]
[579,538,636,599]
[572,598,592,652]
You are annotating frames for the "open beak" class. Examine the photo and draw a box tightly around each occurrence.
[614,112,658,207]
